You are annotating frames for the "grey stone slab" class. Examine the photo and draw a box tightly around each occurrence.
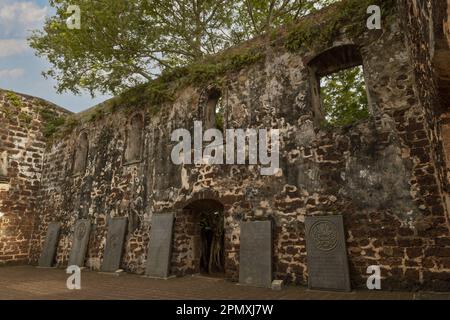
[38,222,61,267]
[239,220,272,288]
[145,213,175,278]
[68,219,91,267]
[305,215,351,292]
[101,217,128,272]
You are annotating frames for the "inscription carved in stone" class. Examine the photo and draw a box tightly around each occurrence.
[305,215,351,292]
[76,223,87,241]
[68,219,91,267]
[309,220,338,251]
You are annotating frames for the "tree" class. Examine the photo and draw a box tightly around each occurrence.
[320,66,369,127]
[29,0,336,96]
[233,0,336,41]
[29,0,235,95]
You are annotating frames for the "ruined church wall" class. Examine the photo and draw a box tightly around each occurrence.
[397,0,450,290]
[30,3,450,291]
[0,90,69,265]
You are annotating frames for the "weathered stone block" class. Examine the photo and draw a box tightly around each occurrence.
[38,222,61,267]
[101,217,128,272]
[145,213,174,278]
[305,215,351,292]
[68,219,91,267]
[239,220,272,288]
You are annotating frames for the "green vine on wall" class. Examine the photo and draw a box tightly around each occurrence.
[114,48,265,112]
[66,46,265,131]
[40,109,66,138]
[5,92,23,108]
[285,0,397,52]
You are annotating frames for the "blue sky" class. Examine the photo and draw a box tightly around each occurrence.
[0,0,111,113]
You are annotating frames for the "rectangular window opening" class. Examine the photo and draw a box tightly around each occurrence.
[320,65,369,127]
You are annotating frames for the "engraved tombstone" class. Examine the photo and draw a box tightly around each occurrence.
[68,219,91,267]
[38,222,61,267]
[145,213,174,278]
[239,220,272,288]
[101,217,128,272]
[305,215,351,292]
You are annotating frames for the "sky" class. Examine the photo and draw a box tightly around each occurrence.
[0,0,111,113]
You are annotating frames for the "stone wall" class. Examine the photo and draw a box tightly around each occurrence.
[17,1,450,291]
[0,90,70,265]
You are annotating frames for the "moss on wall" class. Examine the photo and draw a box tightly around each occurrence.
[5,92,23,108]
[285,0,397,52]
[54,46,265,138]
[40,109,66,138]
[114,48,265,111]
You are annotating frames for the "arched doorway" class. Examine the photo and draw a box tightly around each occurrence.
[171,199,225,277]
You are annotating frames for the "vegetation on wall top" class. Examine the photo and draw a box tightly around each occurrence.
[28,0,333,97]
[39,109,67,138]
[0,90,71,141]
[5,92,24,108]
[70,46,266,126]
[285,0,397,52]
[43,0,398,139]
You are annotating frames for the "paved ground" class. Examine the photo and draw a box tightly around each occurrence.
[0,266,449,300]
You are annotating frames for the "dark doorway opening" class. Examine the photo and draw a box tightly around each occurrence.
[185,199,225,277]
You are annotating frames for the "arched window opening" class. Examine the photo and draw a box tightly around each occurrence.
[73,131,89,175]
[0,151,8,183]
[124,113,144,163]
[204,89,225,130]
[308,45,370,127]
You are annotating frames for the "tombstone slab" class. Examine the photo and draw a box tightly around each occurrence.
[101,217,128,272]
[305,215,351,292]
[38,222,61,267]
[239,220,272,288]
[68,219,91,267]
[145,213,174,278]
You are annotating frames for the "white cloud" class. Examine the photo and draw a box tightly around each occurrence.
[0,68,25,79]
[0,1,48,38]
[0,39,28,57]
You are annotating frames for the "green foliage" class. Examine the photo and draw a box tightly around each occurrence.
[28,0,236,96]
[233,0,331,42]
[88,107,107,122]
[215,97,225,131]
[320,66,369,127]
[104,48,265,112]
[40,109,66,138]
[62,116,80,132]
[28,0,333,96]
[285,0,397,52]
[53,115,81,140]
[5,92,23,108]
[18,113,33,125]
